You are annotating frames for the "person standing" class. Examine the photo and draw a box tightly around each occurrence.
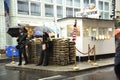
[114,31,120,80]
[38,32,50,66]
[17,27,28,66]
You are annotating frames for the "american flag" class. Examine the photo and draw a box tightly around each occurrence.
[72,19,77,41]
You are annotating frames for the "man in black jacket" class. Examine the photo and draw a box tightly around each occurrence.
[17,27,28,66]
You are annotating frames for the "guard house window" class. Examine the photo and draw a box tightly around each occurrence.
[66,7,73,17]
[74,0,80,7]
[18,1,29,15]
[83,26,90,37]
[57,0,62,4]
[91,27,97,37]
[31,2,41,16]
[45,4,54,17]
[45,0,53,3]
[66,0,73,6]
[57,6,63,18]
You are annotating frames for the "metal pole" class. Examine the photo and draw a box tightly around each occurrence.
[92,45,98,66]
[11,46,15,64]
[88,44,91,63]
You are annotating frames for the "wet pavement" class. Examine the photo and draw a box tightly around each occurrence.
[0,63,116,80]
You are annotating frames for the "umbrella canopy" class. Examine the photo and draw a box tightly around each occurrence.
[7,27,20,37]
[34,26,55,33]
[34,30,43,36]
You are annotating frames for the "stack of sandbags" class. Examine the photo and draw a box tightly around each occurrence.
[51,38,70,65]
[69,41,75,64]
[27,38,42,64]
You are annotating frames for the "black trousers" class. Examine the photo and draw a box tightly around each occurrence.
[114,64,120,79]
[18,46,28,64]
[39,50,49,66]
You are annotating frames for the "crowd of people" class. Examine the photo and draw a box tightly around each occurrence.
[16,27,51,66]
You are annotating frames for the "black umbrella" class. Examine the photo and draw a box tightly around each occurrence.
[7,27,20,37]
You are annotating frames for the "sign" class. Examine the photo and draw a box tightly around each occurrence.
[76,9,100,18]
[76,4,100,18]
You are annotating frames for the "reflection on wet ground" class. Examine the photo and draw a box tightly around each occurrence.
[65,67,116,80]
[0,63,116,80]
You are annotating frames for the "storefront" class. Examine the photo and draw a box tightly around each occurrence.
[57,17,115,58]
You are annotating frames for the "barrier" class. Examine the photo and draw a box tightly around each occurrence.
[76,44,98,66]
[6,46,19,64]
[6,46,19,57]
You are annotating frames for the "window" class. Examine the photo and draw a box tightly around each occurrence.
[84,0,89,8]
[100,11,103,19]
[57,6,63,18]
[104,2,109,11]
[74,0,80,7]
[45,0,53,3]
[66,7,73,17]
[31,2,41,16]
[99,1,103,10]
[45,4,54,17]
[66,0,72,6]
[74,8,80,17]
[17,1,29,15]
[90,0,95,4]
[104,12,109,19]
[83,26,90,37]
[57,0,62,4]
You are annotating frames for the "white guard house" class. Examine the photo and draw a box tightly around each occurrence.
[57,17,115,60]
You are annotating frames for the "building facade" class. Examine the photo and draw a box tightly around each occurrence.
[0,0,113,49]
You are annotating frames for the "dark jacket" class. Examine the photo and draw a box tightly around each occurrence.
[115,43,120,65]
[17,33,27,49]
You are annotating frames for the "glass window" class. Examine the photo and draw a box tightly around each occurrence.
[104,2,109,11]
[31,2,41,16]
[104,12,109,19]
[57,0,62,4]
[100,11,103,19]
[57,6,63,18]
[84,0,89,8]
[17,1,29,15]
[66,7,73,17]
[66,0,72,6]
[91,27,97,37]
[45,0,53,3]
[90,0,95,4]
[74,0,80,7]
[45,4,54,17]
[83,26,90,37]
[99,1,103,10]
[74,8,80,17]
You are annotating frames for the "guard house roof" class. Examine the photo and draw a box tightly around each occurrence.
[57,17,114,22]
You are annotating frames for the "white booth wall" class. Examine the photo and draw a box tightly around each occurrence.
[57,18,115,57]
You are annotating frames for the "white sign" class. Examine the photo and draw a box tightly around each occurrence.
[76,9,100,18]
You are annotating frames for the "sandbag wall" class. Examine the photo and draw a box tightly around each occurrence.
[49,38,75,66]
[27,39,41,64]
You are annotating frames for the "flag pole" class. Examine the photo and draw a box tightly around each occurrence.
[72,19,79,70]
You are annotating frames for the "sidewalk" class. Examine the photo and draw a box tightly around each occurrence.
[5,57,114,72]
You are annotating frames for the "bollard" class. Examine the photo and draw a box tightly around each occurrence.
[73,44,79,70]
[87,44,91,63]
[92,45,98,66]
[11,47,15,64]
